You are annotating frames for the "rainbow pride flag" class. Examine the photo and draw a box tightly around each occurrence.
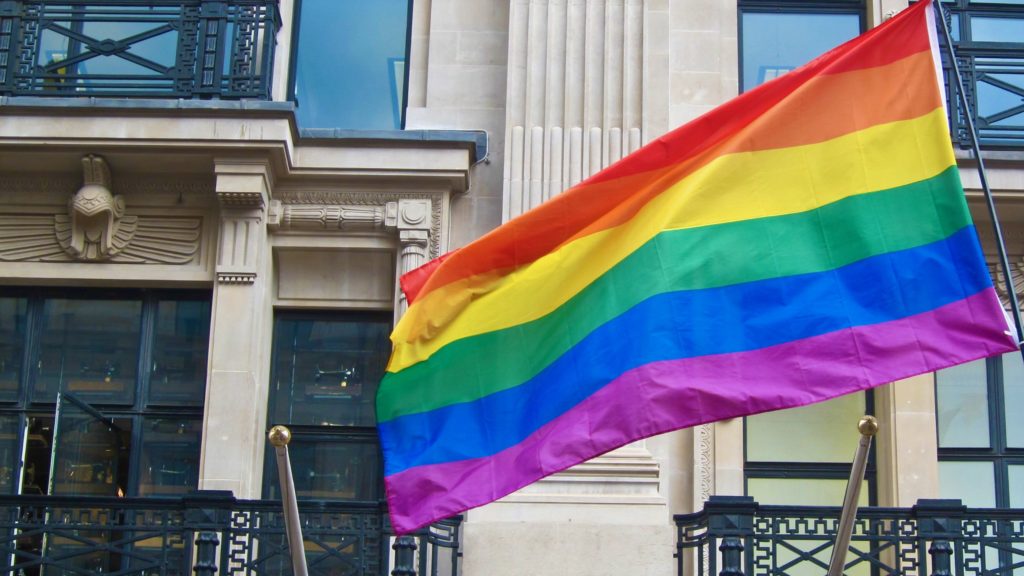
[377,0,1018,533]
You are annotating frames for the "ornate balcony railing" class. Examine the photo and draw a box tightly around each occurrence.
[0,491,461,576]
[937,2,1024,149]
[0,0,278,99]
[675,496,1024,576]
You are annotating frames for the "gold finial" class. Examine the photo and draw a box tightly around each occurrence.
[268,425,292,447]
[858,415,879,437]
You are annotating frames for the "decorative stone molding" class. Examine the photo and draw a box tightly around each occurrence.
[217,191,266,209]
[0,157,203,265]
[214,160,270,284]
[57,156,135,261]
[272,191,443,258]
[215,215,264,284]
[0,214,202,264]
[268,200,390,231]
[694,424,714,508]
[694,424,714,571]
[216,272,258,284]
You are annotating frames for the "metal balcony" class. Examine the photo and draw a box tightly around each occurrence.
[676,496,1024,576]
[0,0,278,99]
[0,491,461,575]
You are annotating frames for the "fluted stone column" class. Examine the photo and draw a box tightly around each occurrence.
[503,0,644,220]
[200,159,273,498]
[393,198,432,318]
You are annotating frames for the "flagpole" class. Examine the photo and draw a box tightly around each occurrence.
[826,416,878,576]
[932,0,1024,362]
[268,425,309,576]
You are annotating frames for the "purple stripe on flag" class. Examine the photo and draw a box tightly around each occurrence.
[384,289,1016,533]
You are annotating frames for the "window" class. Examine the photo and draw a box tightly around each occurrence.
[739,0,864,91]
[745,393,876,506]
[290,0,413,130]
[0,289,210,498]
[264,311,392,501]
[935,353,1024,507]
[939,0,1024,147]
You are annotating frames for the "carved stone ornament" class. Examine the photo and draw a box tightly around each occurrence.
[0,156,202,265]
[54,156,137,261]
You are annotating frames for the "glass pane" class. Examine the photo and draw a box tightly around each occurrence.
[1009,465,1024,507]
[0,298,27,402]
[740,11,860,90]
[936,359,990,448]
[270,314,392,427]
[0,414,20,495]
[149,299,211,406]
[938,460,996,507]
[293,0,411,128]
[970,16,1024,43]
[747,393,866,462]
[79,19,178,74]
[48,394,122,497]
[747,477,869,506]
[265,436,380,501]
[977,73,1024,127]
[22,416,53,496]
[1003,354,1024,448]
[35,299,141,404]
[137,417,201,497]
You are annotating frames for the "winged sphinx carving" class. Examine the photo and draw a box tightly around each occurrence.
[0,155,201,264]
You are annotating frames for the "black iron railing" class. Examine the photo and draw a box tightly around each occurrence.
[675,496,1024,576]
[0,0,278,99]
[0,492,461,576]
[943,46,1024,149]
[937,2,1024,149]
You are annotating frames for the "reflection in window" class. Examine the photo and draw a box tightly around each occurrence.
[745,393,875,505]
[969,15,1024,42]
[150,299,211,406]
[747,392,865,463]
[936,359,990,448]
[137,418,201,497]
[0,290,210,500]
[935,353,1024,508]
[265,433,380,501]
[291,0,411,129]
[270,313,391,427]
[36,299,142,404]
[0,298,26,402]
[740,9,861,91]
[265,311,391,501]
[0,415,19,495]
[939,461,996,507]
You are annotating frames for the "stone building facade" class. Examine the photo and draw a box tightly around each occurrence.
[0,0,1021,574]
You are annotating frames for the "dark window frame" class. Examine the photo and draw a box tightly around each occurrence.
[935,355,1024,508]
[743,392,878,506]
[263,309,391,503]
[0,288,210,497]
[737,0,867,92]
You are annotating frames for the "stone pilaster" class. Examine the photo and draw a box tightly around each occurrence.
[199,159,273,498]
[393,198,432,318]
[503,0,645,220]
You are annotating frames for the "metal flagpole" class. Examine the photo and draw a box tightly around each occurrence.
[826,416,878,576]
[932,0,1024,364]
[268,425,309,576]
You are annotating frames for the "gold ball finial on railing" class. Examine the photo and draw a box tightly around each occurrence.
[858,415,879,437]
[268,425,292,447]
